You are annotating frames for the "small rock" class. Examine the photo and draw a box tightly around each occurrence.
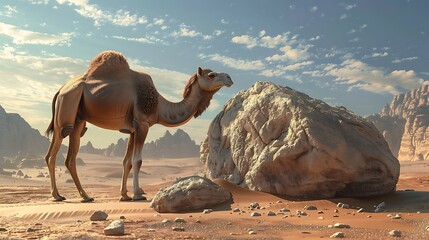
[334,209,339,213]
[161,219,171,224]
[227,222,232,225]
[147,229,156,232]
[260,207,266,210]
[230,232,240,235]
[0,227,7,232]
[202,209,213,214]
[248,230,257,235]
[390,214,401,219]
[26,227,35,232]
[333,215,339,217]
[251,212,261,217]
[90,222,97,225]
[250,202,260,209]
[389,230,401,237]
[333,223,350,229]
[174,218,186,223]
[196,220,201,224]
[304,205,317,210]
[65,178,73,183]
[172,227,185,232]
[119,216,126,219]
[296,210,307,216]
[232,208,241,212]
[90,211,108,221]
[280,208,290,212]
[104,220,124,236]
[357,208,364,213]
[277,200,283,203]
[330,232,345,238]
[267,211,276,216]
[153,213,161,217]
[318,216,324,220]
[318,211,324,214]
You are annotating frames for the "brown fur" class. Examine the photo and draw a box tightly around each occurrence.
[183,74,218,118]
[136,81,158,115]
[86,51,129,79]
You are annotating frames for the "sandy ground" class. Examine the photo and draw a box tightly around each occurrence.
[1,154,429,239]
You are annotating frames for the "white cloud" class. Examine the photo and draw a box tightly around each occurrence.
[172,25,201,38]
[259,30,266,37]
[309,35,320,41]
[26,0,49,4]
[0,22,74,45]
[283,61,314,71]
[265,44,310,62]
[57,0,147,27]
[260,34,291,48]
[200,53,265,71]
[340,14,347,20]
[392,56,418,63]
[364,52,389,58]
[345,4,357,10]
[220,19,229,24]
[213,30,223,36]
[231,35,258,49]
[153,18,165,25]
[324,59,426,94]
[1,5,18,17]
[310,6,318,12]
[349,37,359,42]
[112,35,159,44]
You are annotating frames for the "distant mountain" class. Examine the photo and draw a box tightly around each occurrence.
[0,105,50,158]
[97,129,200,158]
[367,84,429,161]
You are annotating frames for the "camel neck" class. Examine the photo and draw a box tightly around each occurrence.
[156,84,202,127]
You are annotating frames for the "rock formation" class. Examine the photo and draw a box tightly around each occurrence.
[367,84,428,161]
[201,82,399,199]
[150,176,231,213]
[79,141,103,155]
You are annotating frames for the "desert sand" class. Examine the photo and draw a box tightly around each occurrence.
[1,154,428,239]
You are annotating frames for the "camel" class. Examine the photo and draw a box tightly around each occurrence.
[45,51,233,202]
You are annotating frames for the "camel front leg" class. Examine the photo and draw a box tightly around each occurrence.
[120,133,134,201]
[131,122,149,201]
[65,120,94,202]
[45,131,65,201]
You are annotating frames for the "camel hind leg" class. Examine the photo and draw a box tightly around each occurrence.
[45,129,65,201]
[131,122,149,201]
[65,120,94,202]
[120,133,134,201]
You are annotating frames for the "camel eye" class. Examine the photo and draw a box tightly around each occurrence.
[208,72,217,79]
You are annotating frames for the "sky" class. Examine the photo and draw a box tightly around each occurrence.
[0,0,428,148]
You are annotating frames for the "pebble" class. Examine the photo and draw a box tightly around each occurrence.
[318,216,324,220]
[172,227,185,232]
[426,226,429,231]
[389,230,401,237]
[26,227,35,232]
[330,232,345,238]
[248,230,257,235]
[357,208,364,213]
[390,214,401,219]
[104,220,124,236]
[232,208,241,212]
[304,205,317,210]
[120,216,126,219]
[336,203,349,209]
[202,209,213,214]
[296,210,307,216]
[280,208,290,212]
[161,219,171,224]
[90,211,108,221]
[250,202,260,209]
[333,223,350,229]
[251,212,261,217]
[147,229,156,232]
[0,227,7,232]
[334,209,339,213]
[277,200,283,203]
[267,211,276,216]
[174,218,186,223]
[318,211,324,214]
[230,233,240,235]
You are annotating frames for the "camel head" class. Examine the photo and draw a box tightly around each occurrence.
[196,67,233,92]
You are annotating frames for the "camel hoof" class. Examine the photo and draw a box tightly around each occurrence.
[52,196,66,202]
[81,197,94,203]
[132,195,147,201]
[120,196,132,202]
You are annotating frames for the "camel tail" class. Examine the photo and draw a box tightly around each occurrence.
[45,91,59,137]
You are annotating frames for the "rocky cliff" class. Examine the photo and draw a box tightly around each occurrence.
[367,84,428,161]
[0,105,51,157]
[201,82,399,198]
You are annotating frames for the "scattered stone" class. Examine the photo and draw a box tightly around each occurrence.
[333,223,350,229]
[357,208,364,213]
[150,176,231,213]
[232,208,241,212]
[318,217,324,220]
[153,213,161,217]
[389,230,401,237]
[147,229,156,232]
[0,227,7,232]
[267,211,276,216]
[26,227,35,232]
[334,209,339,213]
[172,227,185,232]
[202,209,213,214]
[337,203,349,209]
[390,214,401,219]
[90,211,108,221]
[227,222,232,225]
[90,222,97,225]
[304,205,317,210]
[36,172,44,178]
[65,179,73,183]
[104,220,124,236]
[174,218,186,223]
[250,202,260,209]
[277,200,283,203]
[248,230,257,235]
[318,211,324,214]
[119,216,126,219]
[230,232,240,236]
[330,232,345,238]
[296,210,307,216]
[161,219,171,224]
[425,226,429,231]
[260,207,266,210]
[333,215,339,217]
[24,174,31,179]
[280,208,290,212]
[251,212,261,217]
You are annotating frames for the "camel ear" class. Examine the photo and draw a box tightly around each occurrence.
[197,67,203,76]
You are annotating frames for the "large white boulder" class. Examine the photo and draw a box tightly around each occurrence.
[201,82,399,198]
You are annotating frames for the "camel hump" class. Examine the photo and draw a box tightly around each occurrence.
[86,51,130,79]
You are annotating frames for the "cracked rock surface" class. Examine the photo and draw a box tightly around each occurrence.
[201,82,399,198]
